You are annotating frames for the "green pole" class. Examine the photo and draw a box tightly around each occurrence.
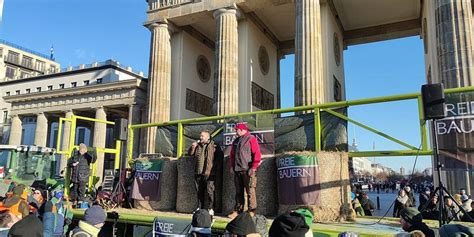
[417,95,429,151]
[127,125,134,164]
[314,108,321,152]
[177,123,184,157]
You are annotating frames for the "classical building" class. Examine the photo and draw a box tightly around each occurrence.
[0,59,146,183]
[144,0,474,193]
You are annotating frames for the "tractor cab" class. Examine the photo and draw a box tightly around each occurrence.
[0,145,59,194]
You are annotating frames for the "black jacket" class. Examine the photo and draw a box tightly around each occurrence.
[8,214,43,237]
[406,222,435,237]
[68,151,96,183]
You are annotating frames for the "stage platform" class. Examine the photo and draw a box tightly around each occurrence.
[71,208,474,236]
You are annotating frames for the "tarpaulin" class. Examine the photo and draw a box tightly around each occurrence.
[131,158,164,201]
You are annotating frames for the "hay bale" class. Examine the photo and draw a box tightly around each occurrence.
[222,156,278,216]
[134,158,178,211]
[176,156,198,213]
[278,151,350,223]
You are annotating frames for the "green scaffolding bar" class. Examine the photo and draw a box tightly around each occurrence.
[127,125,134,163]
[314,108,321,152]
[417,95,429,151]
[322,108,418,150]
[177,123,184,157]
[350,149,433,157]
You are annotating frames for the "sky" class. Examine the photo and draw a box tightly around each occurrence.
[0,0,431,172]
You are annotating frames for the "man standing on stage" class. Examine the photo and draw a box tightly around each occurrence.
[189,131,223,216]
[228,123,261,219]
[68,143,96,204]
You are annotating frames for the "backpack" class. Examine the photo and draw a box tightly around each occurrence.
[252,214,268,237]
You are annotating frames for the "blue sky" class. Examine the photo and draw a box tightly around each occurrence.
[1,0,431,172]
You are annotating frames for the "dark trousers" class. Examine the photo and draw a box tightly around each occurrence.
[194,175,215,210]
[234,171,257,212]
[70,181,87,202]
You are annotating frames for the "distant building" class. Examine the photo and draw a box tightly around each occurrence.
[349,138,372,177]
[400,167,405,175]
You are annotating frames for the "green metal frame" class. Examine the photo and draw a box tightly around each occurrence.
[127,86,474,161]
[56,115,122,196]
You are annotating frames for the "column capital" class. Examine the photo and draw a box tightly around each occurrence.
[213,6,242,19]
[145,20,178,33]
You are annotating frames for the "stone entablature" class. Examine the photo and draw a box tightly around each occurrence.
[4,79,147,116]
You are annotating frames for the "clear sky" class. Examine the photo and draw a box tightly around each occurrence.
[1,0,431,172]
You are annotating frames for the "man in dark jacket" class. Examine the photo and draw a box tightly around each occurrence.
[8,213,43,237]
[227,123,261,219]
[68,143,96,203]
[418,188,430,211]
[188,130,223,216]
[399,207,435,237]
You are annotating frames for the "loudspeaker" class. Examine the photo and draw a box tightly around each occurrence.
[421,83,447,120]
[114,118,128,141]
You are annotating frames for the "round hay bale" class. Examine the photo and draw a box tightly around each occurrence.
[133,158,178,211]
[277,151,350,223]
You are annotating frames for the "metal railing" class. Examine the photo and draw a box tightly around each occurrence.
[127,86,474,162]
[0,39,52,60]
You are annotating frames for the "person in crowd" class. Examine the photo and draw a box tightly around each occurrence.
[444,196,461,222]
[70,205,107,237]
[8,209,44,237]
[421,194,439,220]
[418,188,430,211]
[190,209,212,237]
[0,184,29,219]
[0,211,19,236]
[399,207,435,237]
[188,130,223,216]
[269,208,313,237]
[439,224,474,237]
[227,123,261,219]
[352,196,364,216]
[225,212,260,237]
[404,186,416,207]
[359,192,375,216]
[394,189,413,217]
[460,188,467,197]
[454,194,462,205]
[68,143,96,205]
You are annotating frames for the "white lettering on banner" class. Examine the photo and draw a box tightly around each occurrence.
[445,101,474,116]
[278,157,295,167]
[279,168,312,179]
[156,221,174,233]
[135,171,161,181]
[436,119,474,135]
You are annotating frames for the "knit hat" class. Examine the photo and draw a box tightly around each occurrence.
[400,207,422,225]
[84,205,107,225]
[293,208,313,227]
[225,212,257,235]
[12,184,25,196]
[439,224,474,237]
[269,211,309,237]
[404,186,411,192]
[234,123,249,131]
[191,209,212,234]
[461,195,469,202]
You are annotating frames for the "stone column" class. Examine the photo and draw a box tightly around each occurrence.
[213,7,239,115]
[145,21,172,153]
[435,0,474,87]
[92,107,107,184]
[8,115,22,145]
[60,110,74,172]
[128,104,141,159]
[294,0,324,106]
[34,113,48,147]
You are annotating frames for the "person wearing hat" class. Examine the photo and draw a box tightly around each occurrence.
[404,186,416,208]
[70,205,107,237]
[227,123,261,219]
[191,209,212,237]
[399,207,435,237]
[225,212,260,237]
[189,130,223,216]
[269,208,313,237]
[68,143,96,204]
[0,184,29,219]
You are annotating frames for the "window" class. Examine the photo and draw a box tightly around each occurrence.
[15,90,20,95]
[26,89,30,94]
[59,84,65,89]
[36,60,45,72]
[71,82,77,87]
[36,87,41,92]
[21,56,33,69]
[78,128,86,144]
[96,78,103,84]
[0,48,3,58]
[334,76,342,101]
[5,92,10,96]
[6,51,19,64]
[49,65,57,73]
[5,67,15,79]
[2,111,8,124]
[83,80,89,86]
[47,85,53,91]
[20,71,29,79]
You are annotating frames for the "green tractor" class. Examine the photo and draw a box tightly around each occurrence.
[0,145,62,195]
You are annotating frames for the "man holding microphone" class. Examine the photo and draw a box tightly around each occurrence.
[188,130,223,216]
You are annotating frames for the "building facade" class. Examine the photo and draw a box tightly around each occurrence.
[0,59,146,183]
